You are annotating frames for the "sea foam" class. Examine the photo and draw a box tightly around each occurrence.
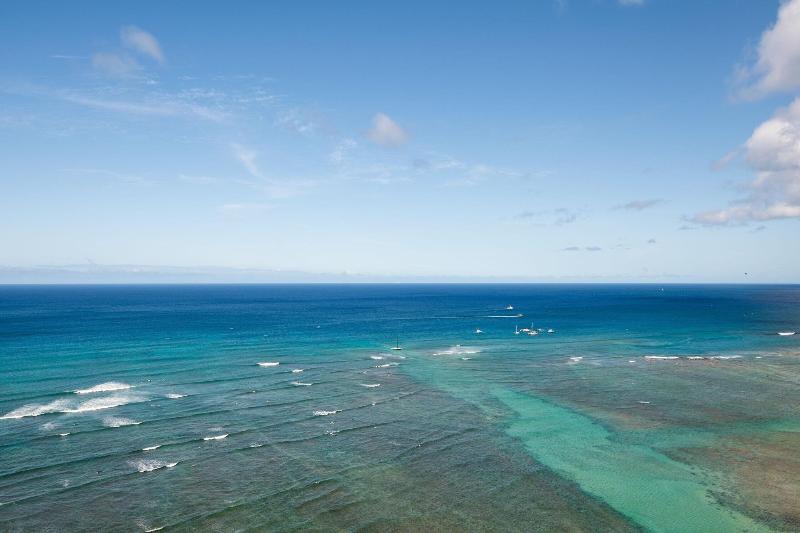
[103,416,141,428]
[203,434,228,441]
[129,459,178,473]
[74,382,132,394]
[313,410,340,416]
[433,346,481,356]
[257,362,280,367]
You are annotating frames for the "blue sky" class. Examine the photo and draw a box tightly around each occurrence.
[1,0,799,283]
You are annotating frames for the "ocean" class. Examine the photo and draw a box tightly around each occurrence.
[0,284,798,532]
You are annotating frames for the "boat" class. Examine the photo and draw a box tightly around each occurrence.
[475,328,483,334]
[505,305,514,310]
[391,336,403,350]
[528,330,539,336]
[777,331,796,336]
[515,325,520,335]
[547,328,555,333]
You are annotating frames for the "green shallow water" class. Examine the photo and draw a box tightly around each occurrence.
[494,388,768,533]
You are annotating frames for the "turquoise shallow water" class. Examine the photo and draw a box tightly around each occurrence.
[1,284,799,531]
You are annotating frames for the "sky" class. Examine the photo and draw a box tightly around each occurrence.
[1,0,799,283]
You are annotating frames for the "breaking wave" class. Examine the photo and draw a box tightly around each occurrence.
[74,382,132,394]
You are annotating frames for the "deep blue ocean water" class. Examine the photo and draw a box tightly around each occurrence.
[1,284,799,531]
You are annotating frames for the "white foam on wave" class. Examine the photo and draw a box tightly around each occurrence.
[74,382,132,394]
[59,432,70,437]
[63,395,140,414]
[2,394,140,420]
[165,393,185,399]
[360,383,381,388]
[257,362,280,367]
[103,416,141,428]
[313,410,340,416]
[433,346,481,356]
[777,331,796,336]
[41,421,58,431]
[142,445,161,451]
[710,355,742,360]
[568,356,583,363]
[203,434,228,441]
[291,368,304,373]
[461,357,472,361]
[370,355,384,360]
[376,363,398,368]
[644,356,679,361]
[291,381,312,386]
[1,399,72,420]
[129,459,178,473]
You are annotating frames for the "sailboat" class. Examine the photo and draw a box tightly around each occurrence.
[391,336,403,350]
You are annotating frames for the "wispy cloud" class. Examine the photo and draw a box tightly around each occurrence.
[614,198,663,211]
[230,143,264,178]
[121,26,165,64]
[367,113,409,147]
[562,246,602,252]
[618,0,645,6]
[61,92,227,121]
[91,53,142,79]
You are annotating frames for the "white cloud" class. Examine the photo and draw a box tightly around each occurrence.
[735,0,800,99]
[615,198,663,210]
[367,113,408,147]
[91,53,141,79]
[62,93,227,122]
[121,26,165,64]
[618,0,645,6]
[692,97,800,224]
[230,143,264,179]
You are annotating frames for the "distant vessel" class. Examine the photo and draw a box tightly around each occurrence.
[505,305,514,310]
[391,336,403,350]
[475,328,483,334]
[515,325,520,335]
[547,328,555,333]
[777,331,796,336]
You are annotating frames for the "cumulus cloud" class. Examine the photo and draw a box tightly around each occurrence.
[692,97,800,225]
[367,113,408,147]
[121,26,165,64]
[615,198,663,211]
[735,0,800,99]
[618,0,645,6]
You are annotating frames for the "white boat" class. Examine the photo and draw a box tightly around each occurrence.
[547,328,555,333]
[515,325,520,335]
[475,328,483,334]
[391,336,403,350]
[506,305,514,310]
[777,331,796,336]
[528,330,539,336]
